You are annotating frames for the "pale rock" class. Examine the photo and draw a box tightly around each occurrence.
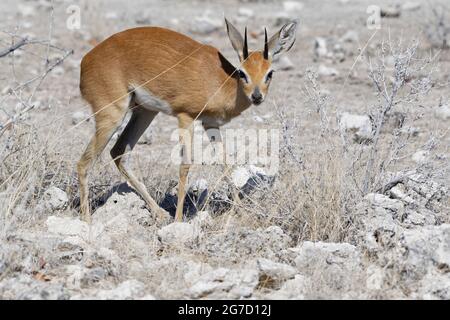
[105,11,118,20]
[46,216,89,238]
[42,186,68,211]
[400,224,450,278]
[276,56,294,71]
[435,105,450,120]
[294,241,361,272]
[189,267,259,299]
[189,178,208,194]
[238,8,254,18]
[293,242,362,295]
[0,275,69,300]
[71,111,89,125]
[366,265,385,290]
[73,280,146,300]
[317,64,339,77]
[157,222,199,247]
[340,30,359,43]
[415,272,450,300]
[389,184,415,205]
[283,1,304,12]
[339,113,372,142]
[365,193,404,215]
[314,37,328,58]
[253,115,264,123]
[412,150,430,164]
[231,165,270,189]
[65,265,108,290]
[256,258,297,281]
[190,210,213,228]
[265,275,307,299]
[401,2,421,11]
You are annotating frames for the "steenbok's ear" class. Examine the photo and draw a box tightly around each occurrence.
[225,18,249,61]
[265,20,298,60]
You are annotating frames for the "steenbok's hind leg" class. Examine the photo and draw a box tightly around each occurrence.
[77,102,127,222]
[110,108,166,218]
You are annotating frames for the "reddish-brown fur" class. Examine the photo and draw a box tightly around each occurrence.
[77,21,297,222]
[80,27,255,122]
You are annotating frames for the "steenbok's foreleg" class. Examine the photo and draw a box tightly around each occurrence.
[175,113,194,222]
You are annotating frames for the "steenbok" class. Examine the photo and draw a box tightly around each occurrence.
[77,18,297,222]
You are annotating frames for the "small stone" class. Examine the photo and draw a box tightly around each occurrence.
[189,268,259,299]
[256,258,297,281]
[104,11,118,20]
[253,115,264,123]
[317,64,339,77]
[94,280,146,300]
[314,37,328,59]
[340,30,359,43]
[366,265,385,290]
[157,222,198,247]
[401,2,421,11]
[283,1,304,12]
[238,8,254,18]
[266,275,307,299]
[231,165,271,190]
[46,216,89,238]
[435,105,450,120]
[294,241,360,271]
[412,150,430,164]
[276,56,294,71]
[189,179,208,194]
[72,111,89,125]
[42,187,69,211]
[339,113,372,142]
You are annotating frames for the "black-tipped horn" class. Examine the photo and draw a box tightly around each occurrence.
[263,27,269,59]
[243,27,249,60]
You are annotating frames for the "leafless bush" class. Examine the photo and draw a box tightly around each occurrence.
[0,3,72,134]
[362,39,436,194]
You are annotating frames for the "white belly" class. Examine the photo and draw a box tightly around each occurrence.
[132,85,173,115]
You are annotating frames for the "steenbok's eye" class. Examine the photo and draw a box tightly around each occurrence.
[265,70,274,82]
[238,70,248,83]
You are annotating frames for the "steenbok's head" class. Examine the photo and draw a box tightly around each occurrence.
[225,18,297,105]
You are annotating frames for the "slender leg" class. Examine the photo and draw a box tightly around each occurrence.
[175,113,194,222]
[77,102,127,223]
[110,108,167,219]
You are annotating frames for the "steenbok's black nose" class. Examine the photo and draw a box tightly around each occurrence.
[251,90,263,104]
